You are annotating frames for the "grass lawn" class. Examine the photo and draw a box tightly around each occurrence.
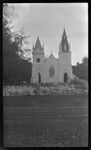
[3,95,88,147]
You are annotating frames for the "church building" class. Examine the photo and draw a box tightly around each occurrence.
[31,29,73,83]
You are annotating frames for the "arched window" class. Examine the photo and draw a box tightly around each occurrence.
[64,73,68,83]
[49,66,55,77]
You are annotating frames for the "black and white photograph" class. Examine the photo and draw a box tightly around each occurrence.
[3,3,88,147]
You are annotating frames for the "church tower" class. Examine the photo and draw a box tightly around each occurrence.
[31,37,45,83]
[58,29,73,82]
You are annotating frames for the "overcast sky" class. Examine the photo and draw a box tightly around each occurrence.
[9,3,88,65]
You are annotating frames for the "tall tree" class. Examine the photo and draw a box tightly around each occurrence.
[3,3,32,85]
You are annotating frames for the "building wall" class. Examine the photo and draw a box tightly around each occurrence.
[31,31,73,83]
[58,51,73,82]
[31,51,73,83]
[43,55,58,83]
[31,65,45,83]
[31,52,45,83]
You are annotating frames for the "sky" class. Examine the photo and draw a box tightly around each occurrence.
[9,3,88,65]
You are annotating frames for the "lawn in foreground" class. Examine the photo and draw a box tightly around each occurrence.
[3,95,88,147]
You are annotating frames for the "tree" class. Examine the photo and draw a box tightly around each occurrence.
[3,3,32,85]
[72,56,88,81]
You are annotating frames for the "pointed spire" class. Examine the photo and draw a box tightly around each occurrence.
[63,28,67,38]
[42,42,44,49]
[35,36,42,49]
[63,28,66,33]
[59,28,70,53]
[32,37,44,54]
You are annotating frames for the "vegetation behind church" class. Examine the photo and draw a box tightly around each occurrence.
[72,57,88,81]
[3,4,88,85]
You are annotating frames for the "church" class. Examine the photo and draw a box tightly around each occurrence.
[31,29,73,83]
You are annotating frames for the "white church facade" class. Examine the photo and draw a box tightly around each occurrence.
[31,29,73,83]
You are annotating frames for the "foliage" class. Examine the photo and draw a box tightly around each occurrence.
[69,78,83,85]
[69,78,88,91]
[33,89,39,95]
[3,80,88,96]
[72,57,88,81]
[3,3,32,85]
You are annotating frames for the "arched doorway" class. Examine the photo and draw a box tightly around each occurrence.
[38,73,41,83]
[64,73,68,83]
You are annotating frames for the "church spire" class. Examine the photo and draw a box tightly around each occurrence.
[63,28,66,37]
[59,29,70,53]
[62,28,67,40]
[35,36,42,49]
[42,42,44,49]
[32,37,44,54]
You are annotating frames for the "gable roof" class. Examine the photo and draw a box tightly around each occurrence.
[46,53,57,62]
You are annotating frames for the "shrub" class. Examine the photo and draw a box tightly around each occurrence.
[33,86,40,95]
[69,78,82,85]
[3,80,88,96]
[69,78,88,89]
[42,89,47,95]
[33,89,38,95]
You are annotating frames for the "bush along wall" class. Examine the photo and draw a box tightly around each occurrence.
[3,78,88,96]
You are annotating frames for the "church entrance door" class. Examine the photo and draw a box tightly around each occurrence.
[64,73,68,83]
[38,73,41,83]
